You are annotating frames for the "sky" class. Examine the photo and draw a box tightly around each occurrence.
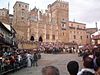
[0,0,100,29]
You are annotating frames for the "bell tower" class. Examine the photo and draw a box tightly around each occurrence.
[13,1,29,40]
[48,0,69,43]
[48,0,69,24]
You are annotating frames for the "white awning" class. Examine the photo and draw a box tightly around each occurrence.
[2,23,11,31]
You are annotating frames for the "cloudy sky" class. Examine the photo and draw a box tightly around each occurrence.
[0,0,100,29]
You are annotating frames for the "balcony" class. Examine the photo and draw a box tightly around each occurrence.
[4,36,13,45]
[0,36,5,44]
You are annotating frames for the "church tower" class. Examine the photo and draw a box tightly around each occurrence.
[13,1,29,40]
[48,0,69,43]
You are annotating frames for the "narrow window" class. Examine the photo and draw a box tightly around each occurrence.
[74,35,76,39]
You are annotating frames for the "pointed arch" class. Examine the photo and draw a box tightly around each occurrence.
[30,36,34,41]
[39,36,43,42]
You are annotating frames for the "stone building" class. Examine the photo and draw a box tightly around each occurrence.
[0,8,9,24]
[13,0,90,46]
[86,28,97,34]
[0,22,17,50]
[29,0,69,43]
[86,28,97,44]
[48,0,69,43]
[68,21,87,45]
[13,1,29,40]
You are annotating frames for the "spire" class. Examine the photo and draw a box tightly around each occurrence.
[95,22,98,31]
[8,2,10,10]
[8,2,10,13]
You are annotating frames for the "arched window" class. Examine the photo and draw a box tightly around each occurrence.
[39,36,43,42]
[30,36,34,41]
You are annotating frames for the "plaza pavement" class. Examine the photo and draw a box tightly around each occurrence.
[8,53,83,75]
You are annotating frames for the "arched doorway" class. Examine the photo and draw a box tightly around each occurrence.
[30,36,34,41]
[39,36,43,42]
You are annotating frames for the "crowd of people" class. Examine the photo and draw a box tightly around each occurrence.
[0,42,100,75]
[41,45,100,75]
[0,49,41,75]
[38,43,78,54]
[0,42,78,75]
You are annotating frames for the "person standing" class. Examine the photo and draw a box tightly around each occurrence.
[26,52,32,67]
[77,57,95,75]
[33,52,38,66]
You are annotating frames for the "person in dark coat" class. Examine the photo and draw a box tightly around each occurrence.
[33,52,38,66]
